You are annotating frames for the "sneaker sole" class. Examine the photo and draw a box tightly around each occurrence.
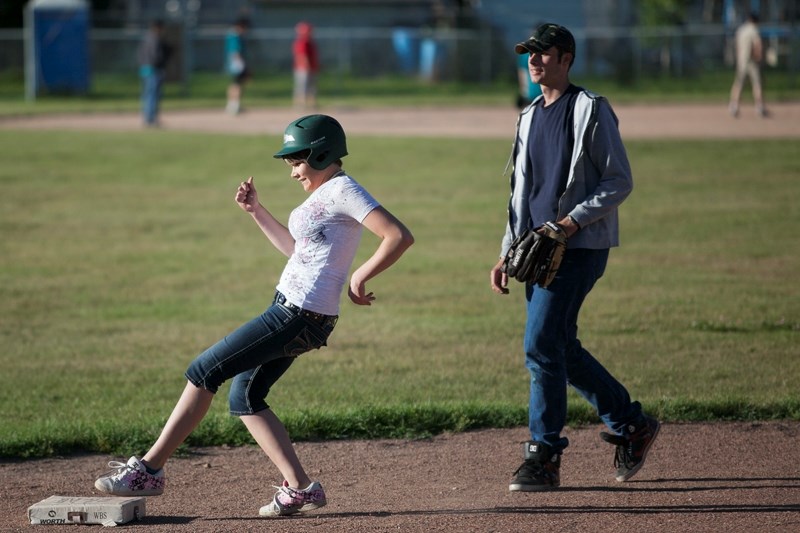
[617,420,661,482]
[259,499,327,518]
[259,507,298,518]
[300,500,326,512]
[94,479,164,497]
[508,482,560,492]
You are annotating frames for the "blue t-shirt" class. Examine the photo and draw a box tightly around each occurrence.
[527,84,580,228]
[517,54,543,100]
[225,30,245,73]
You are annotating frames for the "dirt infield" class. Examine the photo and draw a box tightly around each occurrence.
[2,423,799,532]
[2,104,799,531]
[2,101,799,139]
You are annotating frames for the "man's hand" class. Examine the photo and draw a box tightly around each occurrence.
[490,257,509,294]
[556,216,580,238]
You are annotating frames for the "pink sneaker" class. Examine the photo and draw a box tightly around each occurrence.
[259,480,327,517]
[94,456,165,496]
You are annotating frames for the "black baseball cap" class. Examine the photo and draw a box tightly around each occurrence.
[515,23,576,56]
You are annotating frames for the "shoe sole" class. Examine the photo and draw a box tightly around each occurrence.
[297,500,326,513]
[259,499,327,517]
[94,479,164,496]
[617,420,661,482]
[508,482,560,492]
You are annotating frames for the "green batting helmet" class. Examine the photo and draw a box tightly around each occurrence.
[273,114,348,170]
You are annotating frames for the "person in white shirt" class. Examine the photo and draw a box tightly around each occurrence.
[729,12,767,118]
[94,114,414,518]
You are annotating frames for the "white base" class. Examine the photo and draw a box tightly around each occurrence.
[28,495,145,526]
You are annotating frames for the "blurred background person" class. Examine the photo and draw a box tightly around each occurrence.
[292,21,319,110]
[516,23,543,109]
[225,17,251,115]
[729,11,767,118]
[137,19,171,127]
[516,48,542,109]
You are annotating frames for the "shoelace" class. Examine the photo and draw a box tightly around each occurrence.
[615,443,634,468]
[600,432,634,468]
[103,460,131,476]
[272,484,310,506]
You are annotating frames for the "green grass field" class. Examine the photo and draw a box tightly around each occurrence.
[1,69,799,116]
[1,126,798,458]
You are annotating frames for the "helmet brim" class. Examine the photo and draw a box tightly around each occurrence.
[273,146,303,159]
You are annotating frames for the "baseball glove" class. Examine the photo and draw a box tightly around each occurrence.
[501,221,567,288]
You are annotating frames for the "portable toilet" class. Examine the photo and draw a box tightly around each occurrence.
[24,0,90,99]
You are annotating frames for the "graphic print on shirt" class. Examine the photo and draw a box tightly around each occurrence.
[293,197,330,265]
[282,194,336,296]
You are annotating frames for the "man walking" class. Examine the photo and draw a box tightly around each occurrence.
[490,23,660,491]
[729,12,767,118]
[137,20,170,127]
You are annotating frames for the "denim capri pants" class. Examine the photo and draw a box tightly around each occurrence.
[185,292,337,415]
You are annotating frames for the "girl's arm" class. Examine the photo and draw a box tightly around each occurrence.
[235,177,295,257]
[348,206,414,305]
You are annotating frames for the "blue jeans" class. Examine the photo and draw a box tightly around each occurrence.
[185,292,337,416]
[524,248,642,453]
[140,69,163,125]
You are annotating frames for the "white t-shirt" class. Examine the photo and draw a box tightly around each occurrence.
[735,21,761,68]
[276,173,380,316]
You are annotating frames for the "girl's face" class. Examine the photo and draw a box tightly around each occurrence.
[285,158,328,192]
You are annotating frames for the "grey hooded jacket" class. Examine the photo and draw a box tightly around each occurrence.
[501,89,634,257]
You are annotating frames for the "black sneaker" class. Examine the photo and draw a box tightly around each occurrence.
[600,416,660,482]
[509,441,561,492]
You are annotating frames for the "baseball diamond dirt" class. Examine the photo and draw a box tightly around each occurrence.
[2,423,799,532]
[1,101,799,139]
[1,103,799,532]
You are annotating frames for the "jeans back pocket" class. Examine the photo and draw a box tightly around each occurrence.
[283,316,337,357]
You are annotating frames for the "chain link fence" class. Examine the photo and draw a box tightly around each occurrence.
[1,23,798,86]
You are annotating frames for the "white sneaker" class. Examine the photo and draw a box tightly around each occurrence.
[259,480,327,517]
[94,456,165,496]
[225,101,241,115]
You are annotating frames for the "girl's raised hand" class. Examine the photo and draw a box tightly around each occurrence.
[235,176,259,212]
